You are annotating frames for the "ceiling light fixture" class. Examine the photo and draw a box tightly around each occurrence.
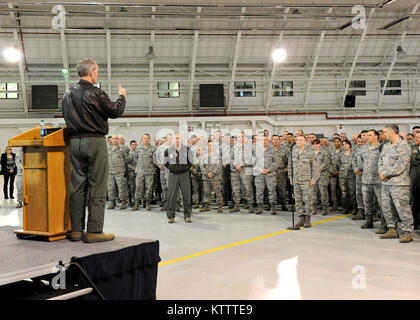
[3,47,20,63]
[272,48,287,63]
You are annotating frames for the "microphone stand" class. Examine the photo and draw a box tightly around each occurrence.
[287,142,300,231]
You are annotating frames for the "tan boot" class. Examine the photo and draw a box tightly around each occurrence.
[255,206,263,215]
[399,232,413,243]
[379,228,399,239]
[119,200,127,210]
[200,203,211,212]
[217,204,223,213]
[304,215,312,228]
[16,201,23,208]
[70,231,86,242]
[322,207,329,216]
[83,232,115,243]
[107,200,116,210]
[229,204,240,213]
[295,215,305,228]
[132,200,139,211]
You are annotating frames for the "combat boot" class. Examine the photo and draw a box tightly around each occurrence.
[119,200,127,210]
[379,227,399,239]
[200,203,211,212]
[352,208,365,220]
[330,201,337,212]
[84,232,115,243]
[229,204,240,213]
[16,201,23,208]
[399,232,413,243]
[217,204,223,213]
[361,215,374,229]
[228,202,235,209]
[271,203,277,215]
[192,203,199,209]
[351,204,358,215]
[304,215,311,228]
[375,227,388,234]
[248,204,254,214]
[131,200,140,211]
[107,200,116,210]
[255,206,263,215]
[243,199,249,209]
[146,202,151,210]
[322,207,329,216]
[295,215,305,228]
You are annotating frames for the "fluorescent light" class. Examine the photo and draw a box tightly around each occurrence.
[3,47,21,63]
[61,68,69,74]
[272,49,287,63]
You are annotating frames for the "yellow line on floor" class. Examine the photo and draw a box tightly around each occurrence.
[158,213,352,267]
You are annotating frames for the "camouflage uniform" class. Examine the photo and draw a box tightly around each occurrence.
[200,151,223,205]
[272,145,288,207]
[329,147,342,206]
[126,148,137,204]
[358,143,385,226]
[353,144,366,210]
[190,143,203,206]
[16,149,23,203]
[379,139,414,234]
[231,143,254,206]
[107,145,129,201]
[134,144,156,204]
[312,148,332,214]
[337,150,357,212]
[288,145,320,217]
[253,144,278,207]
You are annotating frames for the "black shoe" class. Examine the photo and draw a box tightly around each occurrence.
[4,196,8,200]
[10,196,14,199]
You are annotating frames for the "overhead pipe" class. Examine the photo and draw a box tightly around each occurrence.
[115,111,420,121]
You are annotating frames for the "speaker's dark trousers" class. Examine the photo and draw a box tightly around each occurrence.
[69,137,108,233]
[3,172,16,198]
[167,170,192,219]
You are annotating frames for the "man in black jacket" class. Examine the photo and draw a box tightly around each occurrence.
[164,133,194,223]
[62,58,126,243]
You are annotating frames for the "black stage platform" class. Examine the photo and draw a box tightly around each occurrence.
[0,226,160,300]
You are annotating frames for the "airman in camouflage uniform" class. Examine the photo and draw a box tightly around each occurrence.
[107,135,130,210]
[230,132,255,213]
[271,135,288,211]
[288,135,320,228]
[200,140,224,213]
[118,135,131,204]
[126,140,138,207]
[16,149,23,208]
[189,136,203,208]
[254,136,278,215]
[378,124,414,243]
[312,139,332,216]
[329,137,342,211]
[353,136,366,217]
[132,134,156,211]
[357,130,385,229]
[221,135,233,207]
[336,140,357,215]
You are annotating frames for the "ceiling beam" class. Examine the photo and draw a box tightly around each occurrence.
[148,6,156,114]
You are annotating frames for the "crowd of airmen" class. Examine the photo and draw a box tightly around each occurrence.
[105,124,420,243]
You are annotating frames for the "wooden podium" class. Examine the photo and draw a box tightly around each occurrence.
[9,126,71,241]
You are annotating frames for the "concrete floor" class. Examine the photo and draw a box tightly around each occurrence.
[1,198,420,300]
